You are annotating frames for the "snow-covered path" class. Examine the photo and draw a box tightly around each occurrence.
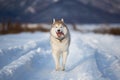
[0,31,120,80]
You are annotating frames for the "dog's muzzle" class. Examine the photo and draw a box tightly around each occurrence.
[56,31,64,37]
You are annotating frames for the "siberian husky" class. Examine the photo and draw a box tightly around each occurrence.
[50,18,70,71]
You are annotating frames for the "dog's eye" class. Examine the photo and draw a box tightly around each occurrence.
[56,27,57,28]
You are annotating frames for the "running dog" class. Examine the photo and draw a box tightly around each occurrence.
[50,18,70,71]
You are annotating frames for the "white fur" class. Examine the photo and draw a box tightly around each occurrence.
[53,18,55,24]
[50,19,70,71]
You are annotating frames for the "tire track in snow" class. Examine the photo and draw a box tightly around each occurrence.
[0,47,49,80]
[0,33,51,80]
[0,41,38,69]
[79,33,120,80]
[0,38,49,69]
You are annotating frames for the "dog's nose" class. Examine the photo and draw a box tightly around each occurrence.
[57,29,60,32]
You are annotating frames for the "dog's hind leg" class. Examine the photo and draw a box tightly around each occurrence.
[52,51,60,71]
[62,51,68,71]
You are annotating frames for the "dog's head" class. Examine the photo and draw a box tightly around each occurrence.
[50,18,68,39]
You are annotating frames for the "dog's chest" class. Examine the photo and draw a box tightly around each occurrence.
[51,37,69,51]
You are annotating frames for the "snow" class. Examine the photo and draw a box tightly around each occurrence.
[76,24,120,32]
[0,30,120,80]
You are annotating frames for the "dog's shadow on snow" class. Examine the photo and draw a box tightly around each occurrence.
[65,54,94,72]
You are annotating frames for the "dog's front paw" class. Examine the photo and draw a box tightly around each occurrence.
[61,67,65,71]
[62,68,65,71]
[56,67,61,71]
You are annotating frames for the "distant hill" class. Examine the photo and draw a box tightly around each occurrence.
[0,0,120,23]
[78,0,120,14]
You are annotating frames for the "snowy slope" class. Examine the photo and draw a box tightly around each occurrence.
[0,31,120,80]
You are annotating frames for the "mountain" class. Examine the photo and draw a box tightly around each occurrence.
[78,0,120,14]
[0,0,120,23]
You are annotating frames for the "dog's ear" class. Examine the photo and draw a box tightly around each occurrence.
[61,18,64,22]
[53,18,55,24]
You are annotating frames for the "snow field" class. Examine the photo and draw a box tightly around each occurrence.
[0,31,120,80]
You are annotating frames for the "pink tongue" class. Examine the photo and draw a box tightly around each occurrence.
[56,32,63,37]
